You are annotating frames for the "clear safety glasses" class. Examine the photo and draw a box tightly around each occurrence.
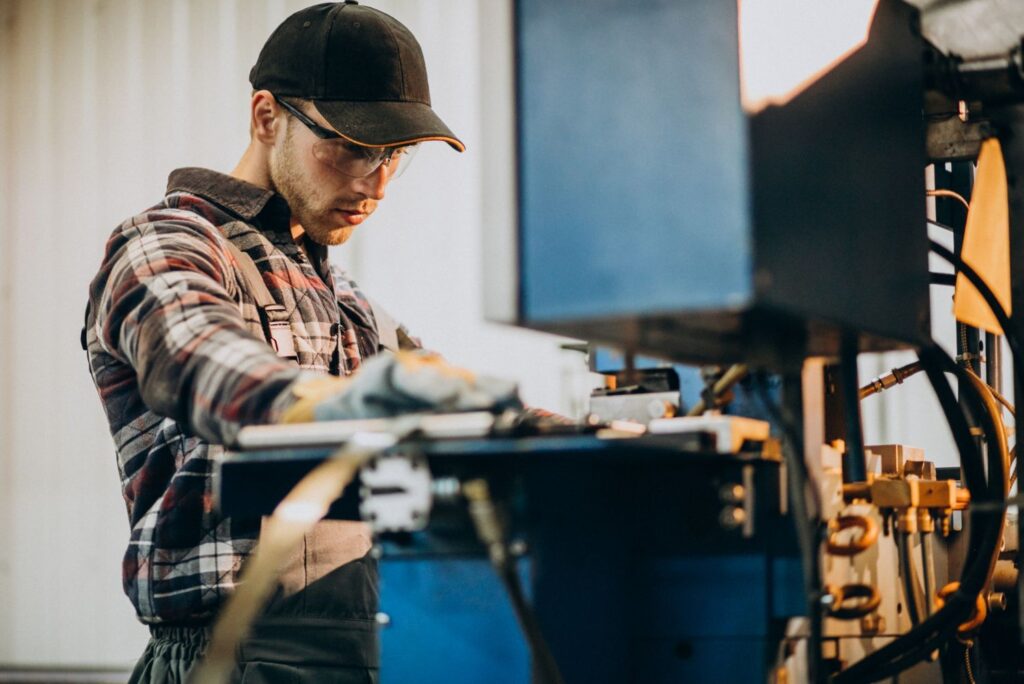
[275,95,418,179]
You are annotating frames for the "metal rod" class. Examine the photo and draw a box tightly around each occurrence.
[986,332,1002,397]
[233,411,496,450]
[840,332,868,484]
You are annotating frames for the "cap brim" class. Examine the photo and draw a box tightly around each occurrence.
[313,100,465,152]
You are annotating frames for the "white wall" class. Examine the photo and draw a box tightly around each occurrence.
[0,0,577,667]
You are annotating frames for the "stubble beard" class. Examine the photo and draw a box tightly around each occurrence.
[269,126,354,246]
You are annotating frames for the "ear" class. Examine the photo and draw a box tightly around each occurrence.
[251,90,281,145]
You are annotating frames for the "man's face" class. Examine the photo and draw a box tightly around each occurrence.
[268,102,391,246]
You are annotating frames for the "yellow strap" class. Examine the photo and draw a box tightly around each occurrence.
[953,138,1011,333]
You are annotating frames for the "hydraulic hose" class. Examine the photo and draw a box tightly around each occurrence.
[833,345,1006,682]
[834,240,1015,682]
[859,361,924,400]
[929,239,1024,425]
[189,421,418,684]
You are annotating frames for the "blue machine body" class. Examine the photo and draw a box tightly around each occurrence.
[517,0,752,323]
[509,0,930,362]
[379,559,531,683]
[373,438,803,683]
[218,437,803,683]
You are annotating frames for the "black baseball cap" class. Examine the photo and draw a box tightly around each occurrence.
[250,1,464,152]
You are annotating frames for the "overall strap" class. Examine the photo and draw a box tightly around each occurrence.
[366,297,401,354]
[222,239,297,361]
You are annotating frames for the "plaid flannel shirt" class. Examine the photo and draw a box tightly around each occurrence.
[84,167,397,624]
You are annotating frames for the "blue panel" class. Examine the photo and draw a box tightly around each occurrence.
[379,559,530,684]
[771,555,807,619]
[633,556,772,638]
[517,0,752,321]
[634,638,771,683]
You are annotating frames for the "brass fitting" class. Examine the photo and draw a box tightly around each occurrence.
[841,479,872,503]
[917,508,936,534]
[895,508,919,534]
[935,582,988,636]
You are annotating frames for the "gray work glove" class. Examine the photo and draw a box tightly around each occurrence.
[280,350,522,424]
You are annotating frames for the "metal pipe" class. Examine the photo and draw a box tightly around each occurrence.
[986,332,1002,397]
[840,332,868,484]
[922,532,936,618]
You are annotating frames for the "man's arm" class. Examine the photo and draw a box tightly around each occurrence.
[89,211,304,445]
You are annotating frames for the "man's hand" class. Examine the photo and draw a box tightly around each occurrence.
[280,350,523,424]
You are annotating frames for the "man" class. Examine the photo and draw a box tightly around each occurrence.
[83,2,515,681]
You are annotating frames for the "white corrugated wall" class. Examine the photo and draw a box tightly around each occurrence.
[0,0,1000,669]
[0,0,576,666]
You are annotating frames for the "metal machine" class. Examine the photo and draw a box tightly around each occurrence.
[219,414,798,682]
[215,0,1024,681]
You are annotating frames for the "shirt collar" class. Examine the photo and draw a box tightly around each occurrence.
[166,167,331,277]
[166,167,290,225]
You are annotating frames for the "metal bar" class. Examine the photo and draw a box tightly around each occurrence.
[986,331,1002,397]
[234,412,496,450]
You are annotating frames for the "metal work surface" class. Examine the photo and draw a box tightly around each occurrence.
[217,430,801,682]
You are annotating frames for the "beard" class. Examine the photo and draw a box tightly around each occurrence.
[269,125,356,246]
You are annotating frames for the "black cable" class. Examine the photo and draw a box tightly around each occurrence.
[927,219,961,234]
[464,480,565,684]
[840,332,868,484]
[498,561,565,684]
[930,272,957,287]
[859,361,924,400]
[754,376,824,683]
[959,368,1011,584]
[833,345,1006,682]
[833,347,996,680]
[928,239,1024,410]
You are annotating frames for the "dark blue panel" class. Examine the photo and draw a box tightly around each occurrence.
[379,559,530,683]
[633,556,772,638]
[771,555,807,619]
[633,638,772,683]
[517,0,752,321]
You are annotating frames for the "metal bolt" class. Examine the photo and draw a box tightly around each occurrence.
[719,483,746,504]
[431,477,461,501]
[719,506,746,530]
[988,592,1008,613]
[509,539,529,557]
[648,399,676,419]
[860,614,885,634]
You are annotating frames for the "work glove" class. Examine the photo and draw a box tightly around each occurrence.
[280,350,523,424]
